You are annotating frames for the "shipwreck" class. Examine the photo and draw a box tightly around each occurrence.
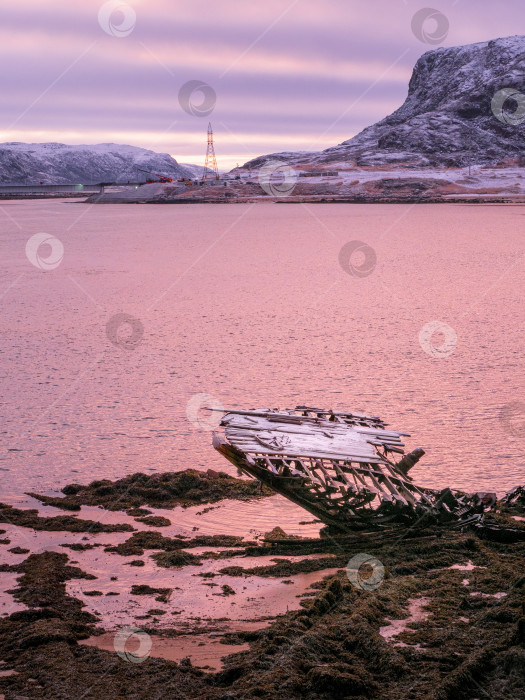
[212,405,524,540]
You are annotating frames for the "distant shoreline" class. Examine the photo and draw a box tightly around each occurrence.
[1,193,525,204]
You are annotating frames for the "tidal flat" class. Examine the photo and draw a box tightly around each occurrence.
[0,470,524,699]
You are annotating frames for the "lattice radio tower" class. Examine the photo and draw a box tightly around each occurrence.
[203,122,219,181]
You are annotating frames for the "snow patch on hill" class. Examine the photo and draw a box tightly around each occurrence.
[239,35,525,170]
[0,142,196,184]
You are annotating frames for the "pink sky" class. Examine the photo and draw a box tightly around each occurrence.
[0,1,522,168]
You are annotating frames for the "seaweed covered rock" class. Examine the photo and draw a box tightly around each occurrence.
[29,469,272,512]
[135,515,171,527]
[10,552,97,619]
[17,618,78,649]
[0,503,133,533]
[307,663,379,696]
[105,530,246,557]
[151,550,202,568]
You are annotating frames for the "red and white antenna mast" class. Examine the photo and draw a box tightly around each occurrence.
[203,122,219,181]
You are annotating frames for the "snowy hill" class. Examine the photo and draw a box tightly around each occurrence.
[241,35,525,170]
[181,163,215,178]
[0,142,197,184]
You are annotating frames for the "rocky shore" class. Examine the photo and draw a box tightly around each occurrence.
[0,470,524,699]
[83,166,525,206]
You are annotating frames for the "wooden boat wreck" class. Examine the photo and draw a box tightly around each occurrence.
[212,405,521,538]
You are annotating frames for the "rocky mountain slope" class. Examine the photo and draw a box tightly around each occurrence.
[242,35,525,169]
[0,142,197,184]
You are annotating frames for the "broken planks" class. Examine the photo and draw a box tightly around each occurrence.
[212,406,431,532]
[211,406,524,538]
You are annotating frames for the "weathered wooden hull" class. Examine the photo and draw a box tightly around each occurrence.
[211,406,522,537]
[213,435,358,532]
[212,406,435,532]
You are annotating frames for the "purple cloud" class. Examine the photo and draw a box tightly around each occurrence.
[0,1,522,168]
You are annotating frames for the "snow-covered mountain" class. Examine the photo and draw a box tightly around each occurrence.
[181,163,215,178]
[0,142,197,184]
[241,35,525,170]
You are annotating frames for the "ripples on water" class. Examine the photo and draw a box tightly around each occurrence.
[1,201,523,518]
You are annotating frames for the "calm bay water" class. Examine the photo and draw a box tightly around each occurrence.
[1,200,523,518]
